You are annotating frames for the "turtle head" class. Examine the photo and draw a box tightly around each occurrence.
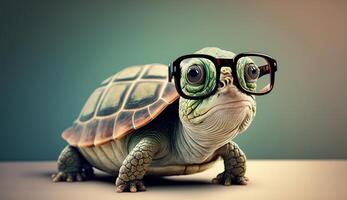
[179,47,256,141]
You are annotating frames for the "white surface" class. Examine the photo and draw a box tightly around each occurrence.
[0,160,346,200]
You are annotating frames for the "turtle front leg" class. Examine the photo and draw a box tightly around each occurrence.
[212,142,249,186]
[116,137,160,192]
[52,145,94,182]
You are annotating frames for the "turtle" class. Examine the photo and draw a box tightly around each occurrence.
[52,47,264,193]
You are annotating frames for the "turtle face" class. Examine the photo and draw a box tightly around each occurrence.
[179,47,256,138]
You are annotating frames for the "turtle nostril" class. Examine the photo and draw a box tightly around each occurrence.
[218,81,224,88]
[218,77,232,89]
[219,67,233,90]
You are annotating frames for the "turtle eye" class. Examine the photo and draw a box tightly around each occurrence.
[244,63,259,82]
[186,64,205,85]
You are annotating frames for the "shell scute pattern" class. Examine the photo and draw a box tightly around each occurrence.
[125,82,162,110]
[97,83,129,116]
[79,88,104,121]
[62,64,179,147]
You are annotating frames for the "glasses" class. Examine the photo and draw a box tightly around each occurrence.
[168,53,277,99]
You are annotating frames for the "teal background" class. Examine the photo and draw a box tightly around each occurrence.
[1,0,346,160]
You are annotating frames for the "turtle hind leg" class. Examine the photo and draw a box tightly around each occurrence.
[52,145,94,182]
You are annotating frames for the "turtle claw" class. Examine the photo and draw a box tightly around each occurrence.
[235,176,249,185]
[51,171,93,182]
[52,172,65,182]
[116,180,146,193]
[212,171,249,186]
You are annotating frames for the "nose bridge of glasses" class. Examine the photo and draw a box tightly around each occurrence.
[216,58,233,67]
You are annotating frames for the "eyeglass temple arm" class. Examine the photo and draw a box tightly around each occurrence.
[168,63,174,82]
[258,63,275,93]
[258,64,271,78]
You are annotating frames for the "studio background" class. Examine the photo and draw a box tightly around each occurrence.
[1,0,346,160]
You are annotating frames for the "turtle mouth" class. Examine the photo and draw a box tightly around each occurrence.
[189,99,254,123]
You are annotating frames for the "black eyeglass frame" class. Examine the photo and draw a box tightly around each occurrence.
[168,53,277,100]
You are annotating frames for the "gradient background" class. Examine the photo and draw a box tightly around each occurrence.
[1,0,346,160]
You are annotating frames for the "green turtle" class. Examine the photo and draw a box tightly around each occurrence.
[52,47,276,192]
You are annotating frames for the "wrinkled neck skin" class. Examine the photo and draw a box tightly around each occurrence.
[174,102,254,164]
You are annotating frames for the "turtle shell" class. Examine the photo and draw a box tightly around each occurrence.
[62,64,179,147]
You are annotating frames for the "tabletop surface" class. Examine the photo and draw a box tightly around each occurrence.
[0,160,346,200]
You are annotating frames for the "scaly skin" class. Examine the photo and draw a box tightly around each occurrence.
[212,142,248,185]
[115,137,160,192]
[52,146,94,182]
